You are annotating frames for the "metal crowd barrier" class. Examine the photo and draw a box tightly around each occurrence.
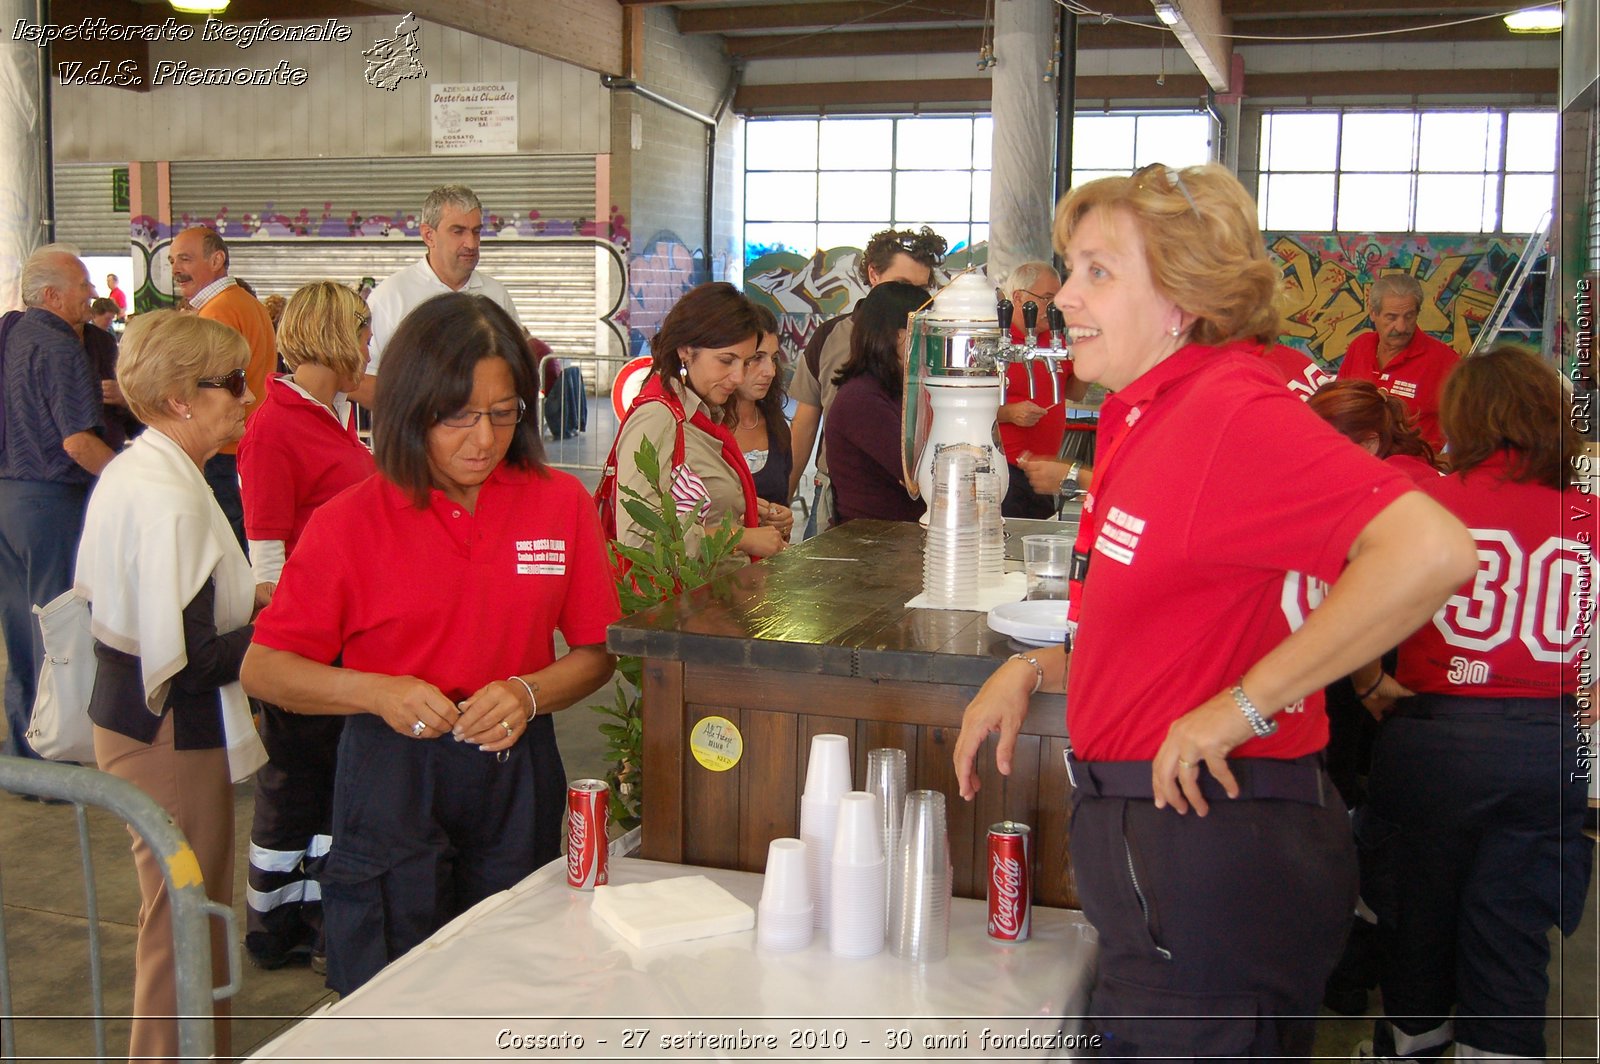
[0,756,239,1062]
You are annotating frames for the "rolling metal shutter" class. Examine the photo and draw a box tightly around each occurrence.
[53,164,129,255]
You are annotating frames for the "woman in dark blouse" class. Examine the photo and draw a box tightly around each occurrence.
[824,281,929,524]
[729,305,794,537]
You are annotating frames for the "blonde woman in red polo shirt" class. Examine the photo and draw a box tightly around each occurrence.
[953,164,1477,1059]
[236,281,377,972]
[241,293,620,994]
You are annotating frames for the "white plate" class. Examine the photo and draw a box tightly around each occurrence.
[986,599,1070,647]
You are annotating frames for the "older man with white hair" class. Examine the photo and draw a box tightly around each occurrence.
[1336,273,1459,451]
[0,243,115,761]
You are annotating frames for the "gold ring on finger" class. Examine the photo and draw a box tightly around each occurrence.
[1177,757,1194,768]
[500,720,514,737]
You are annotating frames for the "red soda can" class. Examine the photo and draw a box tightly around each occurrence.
[567,779,610,890]
[986,821,1032,942]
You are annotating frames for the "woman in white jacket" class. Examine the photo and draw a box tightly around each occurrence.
[76,310,267,1063]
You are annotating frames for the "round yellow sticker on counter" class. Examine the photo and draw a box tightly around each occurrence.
[690,715,743,772]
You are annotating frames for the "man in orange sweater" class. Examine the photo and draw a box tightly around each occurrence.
[169,226,276,552]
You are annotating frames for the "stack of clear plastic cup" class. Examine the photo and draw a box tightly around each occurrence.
[864,748,907,908]
[800,733,852,929]
[977,462,1005,588]
[888,790,952,962]
[757,838,814,952]
[923,447,983,607]
[829,791,886,958]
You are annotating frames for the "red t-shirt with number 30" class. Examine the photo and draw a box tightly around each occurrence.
[1395,451,1594,699]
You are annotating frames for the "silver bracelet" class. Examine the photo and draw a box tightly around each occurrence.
[1231,680,1277,738]
[1009,652,1045,695]
[508,675,539,722]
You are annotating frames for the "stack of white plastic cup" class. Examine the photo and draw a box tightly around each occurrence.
[757,838,814,952]
[799,733,851,929]
[829,791,886,958]
[977,461,1005,588]
[923,447,983,607]
[889,790,952,962]
[864,748,907,909]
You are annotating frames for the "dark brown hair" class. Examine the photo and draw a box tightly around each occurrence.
[1307,379,1439,468]
[1439,345,1583,489]
[372,293,545,506]
[835,281,927,400]
[738,303,790,455]
[858,226,948,287]
[649,281,761,391]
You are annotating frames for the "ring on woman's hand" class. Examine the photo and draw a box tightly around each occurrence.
[411,720,426,737]
[1177,757,1194,768]
[500,720,513,737]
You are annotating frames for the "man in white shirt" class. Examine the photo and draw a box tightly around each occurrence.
[353,185,523,405]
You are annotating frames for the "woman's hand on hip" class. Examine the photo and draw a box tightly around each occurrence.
[456,679,534,753]
[371,675,460,740]
[738,524,787,559]
[1151,691,1257,817]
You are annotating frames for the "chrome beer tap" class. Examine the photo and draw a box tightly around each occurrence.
[1034,303,1069,405]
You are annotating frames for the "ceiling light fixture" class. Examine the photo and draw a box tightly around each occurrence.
[170,0,230,15]
[1503,6,1562,33]
[1151,2,1181,28]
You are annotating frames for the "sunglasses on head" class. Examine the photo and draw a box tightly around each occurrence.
[197,368,248,398]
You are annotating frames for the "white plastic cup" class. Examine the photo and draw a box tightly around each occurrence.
[803,733,852,801]
[760,838,811,913]
[831,792,883,866]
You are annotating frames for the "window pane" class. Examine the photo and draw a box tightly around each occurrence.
[898,117,973,168]
[1135,115,1212,168]
[1261,173,1335,230]
[1071,169,1127,190]
[971,170,991,223]
[746,119,817,170]
[1074,115,1136,170]
[1339,113,1416,172]
[1415,174,1493,232]
[895,171,972,222]
[973,116,994,169]
[819,172,890,220]
[1505,112,1558,172]
[745,172,817,221]
[1337,173,1413,231]
[819,119,892,170]
[1418,111,1499,172]
[744,222,816,258]
[1263,113,1338,171]
[970,223,989,247]
[817,222,887,251]
[1503,173,1553,232]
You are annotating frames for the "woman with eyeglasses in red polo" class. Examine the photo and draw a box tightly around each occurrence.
[241,293,619,994]
[235,281,377,973]
[76,311,267,1062]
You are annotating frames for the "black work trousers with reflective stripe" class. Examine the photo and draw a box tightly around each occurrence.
[1070,776,1356,1060]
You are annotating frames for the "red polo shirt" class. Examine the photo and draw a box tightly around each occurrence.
[238,376,375,556]
[999,325,1080,463]
[253,463,620,700]
[1258,343,1334,401]
[1395,451,1592,699]
[1068,342,1414,762]
[1336,329,1460,451]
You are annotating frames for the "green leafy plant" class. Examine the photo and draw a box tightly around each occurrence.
[594,434,742,828]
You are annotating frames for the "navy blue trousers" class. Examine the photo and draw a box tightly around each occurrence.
[1366,695,1592,1059]
[319,712,566,995]
[0,480,88,760]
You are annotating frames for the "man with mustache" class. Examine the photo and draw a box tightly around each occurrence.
[1335,273,1459,451]
[357,185,525,406]
[167,226,275,551]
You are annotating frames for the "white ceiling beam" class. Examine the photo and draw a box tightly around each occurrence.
[1151,0,1234,93]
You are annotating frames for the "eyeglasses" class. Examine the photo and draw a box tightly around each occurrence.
[197,369,248,398]
[436,397,525,429]
[1133,162,1202,219]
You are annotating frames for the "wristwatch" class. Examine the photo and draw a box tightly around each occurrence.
[1059,461,1081,494]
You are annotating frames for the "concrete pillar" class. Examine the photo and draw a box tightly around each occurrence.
[0,0,47,309]
[987,0,1056,291]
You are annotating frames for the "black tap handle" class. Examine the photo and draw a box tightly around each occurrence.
[1021,301,1039,333]
[1047,303,1065,335]
[996,298,1013,332]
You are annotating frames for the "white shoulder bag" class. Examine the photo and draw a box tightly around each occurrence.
[26,588,98,763]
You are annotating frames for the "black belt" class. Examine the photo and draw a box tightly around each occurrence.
[1389,692,1571,722]
[1067,750,1333,807]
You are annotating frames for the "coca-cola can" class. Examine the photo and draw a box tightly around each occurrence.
[567,779,610,890]
[986,821,1032,942]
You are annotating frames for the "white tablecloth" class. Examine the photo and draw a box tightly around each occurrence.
[249,856,1100,1061]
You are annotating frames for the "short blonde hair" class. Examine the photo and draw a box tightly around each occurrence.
[117,311,248,425]
[1052,163,1282,346]
[276,281,368,379]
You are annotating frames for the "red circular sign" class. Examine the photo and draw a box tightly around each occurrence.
[610,356,654,421]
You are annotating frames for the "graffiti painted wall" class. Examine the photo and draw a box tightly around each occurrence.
[623,231,738,356]
[1269,232,1540,366]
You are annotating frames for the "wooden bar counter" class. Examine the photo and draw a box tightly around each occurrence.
[608,518,1081,909]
